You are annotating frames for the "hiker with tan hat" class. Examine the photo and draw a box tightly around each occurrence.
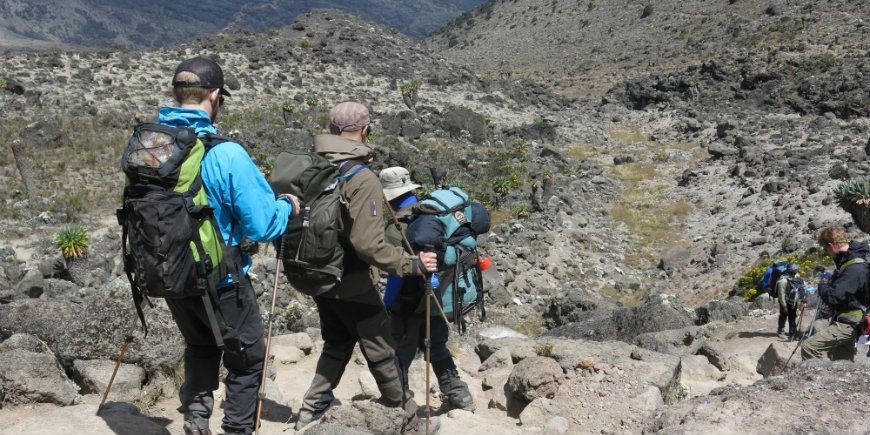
[294,102,440,435]
[381,166,476,413]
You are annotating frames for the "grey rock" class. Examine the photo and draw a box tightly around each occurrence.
[519,397,563,426]
[0,333,51,353]
[507,356,563,402]
[0,348,80,405]
[756,342,796,377]
[304,423,372,435]
[72,359,145,402]
[441,106,487,144]
[697,342,729,371]
[319,401,405,435]
[696,299,748,324]
[479,347,513,372]
[707,142,738,158]
[16,268,44,298]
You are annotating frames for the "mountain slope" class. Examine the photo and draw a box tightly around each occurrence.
[426,0,870,97]
[0,0,487,50]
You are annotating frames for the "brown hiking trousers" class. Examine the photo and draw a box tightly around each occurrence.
[300,288,417,419]
[800,321,857,361]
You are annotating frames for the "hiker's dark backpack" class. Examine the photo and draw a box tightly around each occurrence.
[268,150,366,296]
[760,259,789,298]
[118,123,238,336]
[409,187,491,330]
[783,275,806,304]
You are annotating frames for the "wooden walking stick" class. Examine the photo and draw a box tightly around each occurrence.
[97,295,150,415]
[254,237,285,435]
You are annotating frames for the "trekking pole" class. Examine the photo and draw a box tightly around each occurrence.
[784,296,822,369]
[97,296,149,415]
[254,237,285,435]
[794,304,807,341]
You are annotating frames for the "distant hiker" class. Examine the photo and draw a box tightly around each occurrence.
[801,226,870,361]
[380,166,476,413]
[294,102,439,435]
[142,57,298,435]
[776,263,806,340]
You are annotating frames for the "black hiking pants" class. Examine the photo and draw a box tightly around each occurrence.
[391,313,454,390]
[778,302,799,336]
[166,276,265,435]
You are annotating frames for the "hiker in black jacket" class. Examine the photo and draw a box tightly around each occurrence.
[801,226,870,360]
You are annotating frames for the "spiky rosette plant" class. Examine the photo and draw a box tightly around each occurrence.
[56,224,89,259]
[834,177,870,233]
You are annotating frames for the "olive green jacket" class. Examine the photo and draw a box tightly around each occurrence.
[313,134,421,298]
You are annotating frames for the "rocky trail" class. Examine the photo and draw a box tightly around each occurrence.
[1,300,862,435]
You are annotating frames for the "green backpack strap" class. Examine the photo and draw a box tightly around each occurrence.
[839,257,867,274]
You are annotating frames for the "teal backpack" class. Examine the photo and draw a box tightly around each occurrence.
[415,187,491,330]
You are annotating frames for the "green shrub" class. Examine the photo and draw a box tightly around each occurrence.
[400,80,422,97]
[512,204,530,219]
[305,96,319,107]
[535,342,554,357]
[299,38,310,48]
[641,4,653,18]
[0,79,6,89]
[281,101,296,113]
[56,225,88,259]
[736,248,832,299]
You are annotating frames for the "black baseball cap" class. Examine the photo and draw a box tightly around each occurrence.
[171,56,231,96]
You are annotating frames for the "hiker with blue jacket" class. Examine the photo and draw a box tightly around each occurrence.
[776,263,806,341]
[801,226,870,361]
[160,56,299,435]
[380,166,476,413]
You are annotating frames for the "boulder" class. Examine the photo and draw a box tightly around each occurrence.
[0,281,184,373]
[697,342,730,371]
[479,347,513,372]
[273,345,305,364]
[518,397,563,426]
[0,348,80,405]
[477,337,537,363]
[680,355,725,397]
[72,359,144,402]
[696,299,748,324]
[440,106,487,144]
[271,332,315,354]
[507,356,563,402]
[304,423,372,435]
[633,326,700,355]
[319,401,405,435]
[756,342,797,377]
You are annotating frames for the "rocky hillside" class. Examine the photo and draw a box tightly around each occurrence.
[426,0,870,97]
[0,0,486,50]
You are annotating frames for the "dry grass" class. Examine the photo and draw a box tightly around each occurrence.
[609,125,646,144]
[608,162,659,182]
[565,142,606,162]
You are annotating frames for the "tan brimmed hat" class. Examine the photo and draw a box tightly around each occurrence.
[380,167,421,201]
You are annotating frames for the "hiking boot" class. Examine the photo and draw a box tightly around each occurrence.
[438,369,475,412]
[403,415,441,435]
[294,409,321,431]
[183,413,211,435]
[183,425,212,435]
[777,330,787,340]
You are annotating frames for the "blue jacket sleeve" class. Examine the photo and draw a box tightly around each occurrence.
[384,275,403,309]
[202,142,292,244]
